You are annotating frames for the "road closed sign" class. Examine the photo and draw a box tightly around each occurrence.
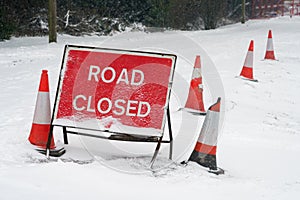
[53,45,176,137]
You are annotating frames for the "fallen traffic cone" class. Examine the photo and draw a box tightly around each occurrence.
[29,70,55,149]
[183,55,206,115]
[239,40,257,82]
[264,30,276,60]
[189,97,224,175]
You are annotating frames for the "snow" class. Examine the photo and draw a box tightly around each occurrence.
[1,16,300,199]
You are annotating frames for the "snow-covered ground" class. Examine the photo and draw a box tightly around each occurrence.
[1,16,300,199]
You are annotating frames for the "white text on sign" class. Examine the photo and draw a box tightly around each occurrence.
[72,65,151,117]
[88,65,144,85]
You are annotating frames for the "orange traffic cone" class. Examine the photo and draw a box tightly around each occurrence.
[264,30,276,60]
[239,40,257,82]
[189,97,224,175]
[28,70,56,149]
[184,55,205,115]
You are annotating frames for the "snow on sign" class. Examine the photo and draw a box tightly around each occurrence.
[52,45,176,137]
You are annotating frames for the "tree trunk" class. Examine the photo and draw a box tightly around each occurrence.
[48,0,57,43]
[241,0,245,24]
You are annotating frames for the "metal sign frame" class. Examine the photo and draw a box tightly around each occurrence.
[46,45,177,167]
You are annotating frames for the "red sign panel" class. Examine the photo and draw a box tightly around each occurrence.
[53,45,176,137]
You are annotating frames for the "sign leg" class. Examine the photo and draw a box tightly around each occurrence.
[167,107,173,160]
[46,125,54,158]
[149,136,163,169]
[63,126,68,144]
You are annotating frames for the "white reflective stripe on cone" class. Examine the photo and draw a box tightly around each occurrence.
[192,68,201,79]
[197,110,220,146]
[243,51,253,68]
[266,38,274,51]
[32,92,51,124]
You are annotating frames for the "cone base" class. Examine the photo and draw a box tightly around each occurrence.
[239,75,258,82]
[240,66,254,80]
[180,107,206,115]
[208,167,225,175]
[264,51,276,60]
[36,147,66,157]
[189,150,217,170]
[184,87,205,113]
[29,123,56,149]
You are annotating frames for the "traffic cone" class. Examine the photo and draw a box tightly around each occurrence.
[184,55,205,115]
[264,30,276,60]
[239,40,257,82]
[189,97,224,175]
[28,70,56,149]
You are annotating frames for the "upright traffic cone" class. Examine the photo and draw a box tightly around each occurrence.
[264,30,276,60]
[189,97,224,175]
[184,55,205,115]
[239,40,257,82]
[28,70,56,149]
